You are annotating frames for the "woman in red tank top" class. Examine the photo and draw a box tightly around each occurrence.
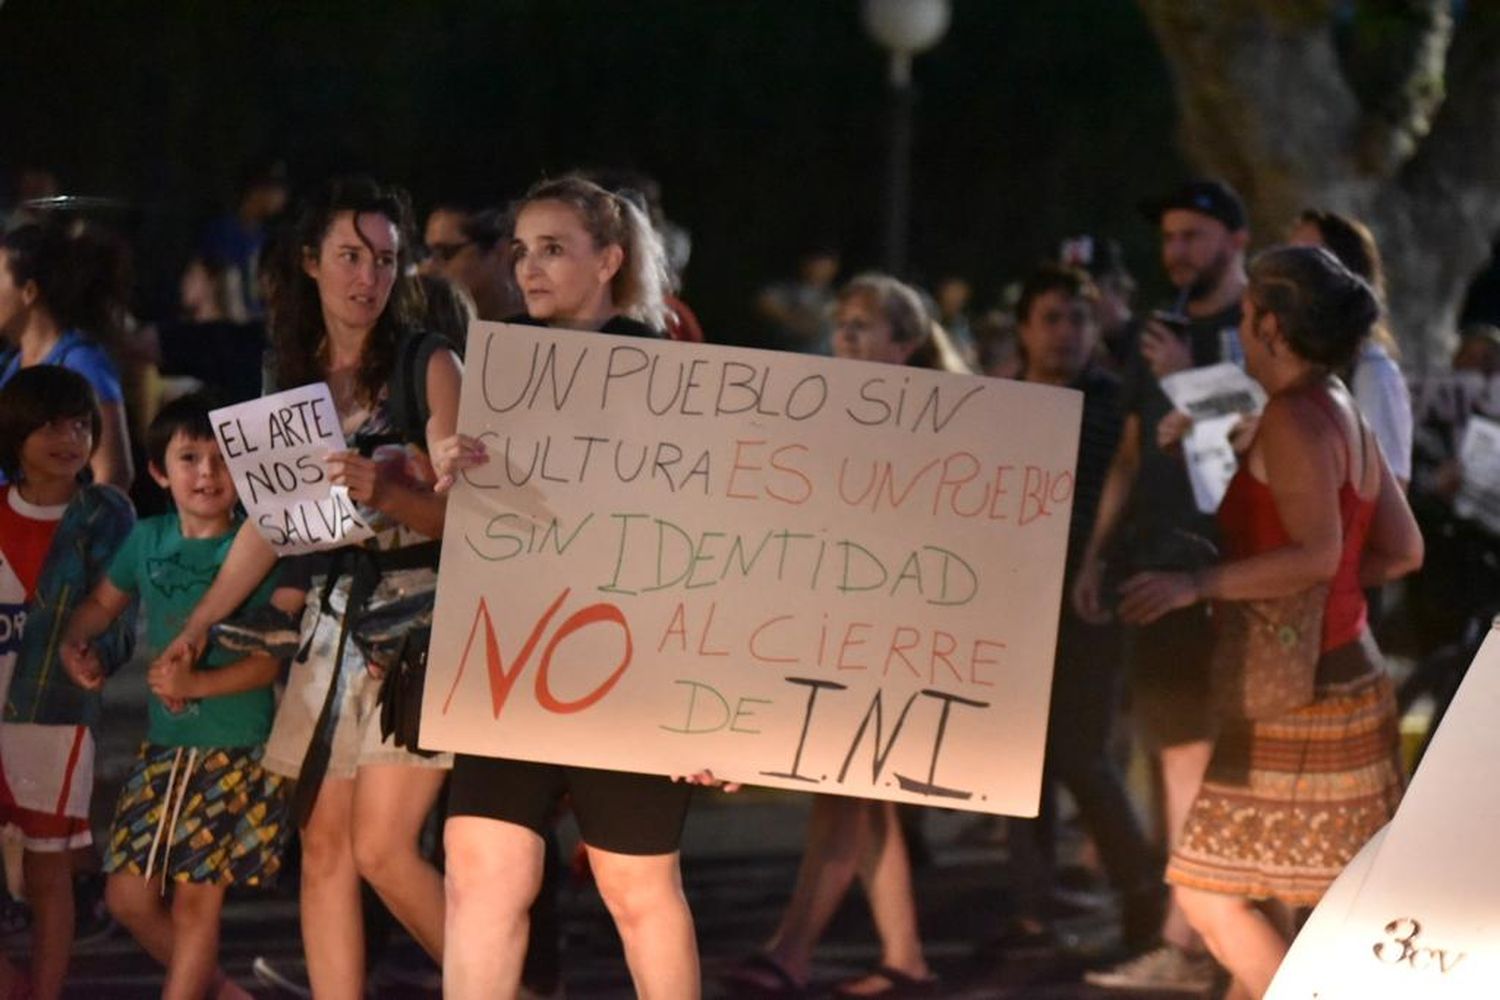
[1117,246,1423,999]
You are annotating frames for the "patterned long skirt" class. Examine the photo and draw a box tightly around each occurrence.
[1166,663,1404,907]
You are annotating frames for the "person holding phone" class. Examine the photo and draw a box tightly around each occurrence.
[1075,180,1251,993]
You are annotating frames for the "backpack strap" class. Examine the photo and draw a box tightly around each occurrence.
[387,330,448,450]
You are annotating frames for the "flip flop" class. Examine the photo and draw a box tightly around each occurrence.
[721,953,808,998]
[832,964,941,998]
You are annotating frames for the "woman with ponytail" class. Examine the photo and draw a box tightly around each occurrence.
[432,175,702,999]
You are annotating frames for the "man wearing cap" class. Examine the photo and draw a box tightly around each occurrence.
[1072,179,1249,992]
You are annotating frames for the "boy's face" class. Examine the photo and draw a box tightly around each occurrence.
[21,414,93,484]
[150,431,236,521]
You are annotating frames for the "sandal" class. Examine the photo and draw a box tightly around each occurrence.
[721,953,808,998]
[832,964,941,998]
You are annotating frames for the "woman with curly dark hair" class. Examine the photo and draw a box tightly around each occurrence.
[153,176,462,999]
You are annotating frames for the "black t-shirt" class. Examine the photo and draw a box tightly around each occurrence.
[1115,301,1242,566]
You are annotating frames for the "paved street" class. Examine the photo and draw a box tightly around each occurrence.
[45,666,1207,999]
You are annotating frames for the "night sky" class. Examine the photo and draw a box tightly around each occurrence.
[3,1,1212,338]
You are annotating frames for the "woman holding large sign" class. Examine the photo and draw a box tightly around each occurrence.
[155,177,462,999]
[1117,246,1421,998]
[431,176,705,998]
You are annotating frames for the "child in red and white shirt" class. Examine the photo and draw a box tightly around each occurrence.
[0,366,135,1000]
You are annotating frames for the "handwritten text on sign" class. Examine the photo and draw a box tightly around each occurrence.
[421,324,1082,816]
[210,384,375,554]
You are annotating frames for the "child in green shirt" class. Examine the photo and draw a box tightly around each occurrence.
[62,394,291,999]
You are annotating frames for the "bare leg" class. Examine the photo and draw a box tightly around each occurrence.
[762,796,870,981]
[837,802,931,996]
[350,763,448,960]
[107,872,247,997]
[1158,739,1212,949]
[22,849,74,1000]
[861,803,928,974]
[299,777,363,1000]
[164,882,227,1000]
[589,847,699,1000]
[443,816,544,1000]
[106,872,173,964]
[1177,886,1287,998]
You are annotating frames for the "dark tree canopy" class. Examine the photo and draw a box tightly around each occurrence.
[1139,0,1500,371]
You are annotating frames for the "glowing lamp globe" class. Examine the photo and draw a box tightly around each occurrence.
[861,0,951,85]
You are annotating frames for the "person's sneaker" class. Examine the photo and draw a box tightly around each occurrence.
[1083,944,1218,993]
[251,956,313,999]
[212,606,304,659]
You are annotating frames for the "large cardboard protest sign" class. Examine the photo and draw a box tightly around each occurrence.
[421,323,1082,816]
[210,384,375,555]
[1267,626,1500,999]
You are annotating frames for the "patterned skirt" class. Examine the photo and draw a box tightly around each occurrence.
[104,743,289,886]
[1166,660,1404,907]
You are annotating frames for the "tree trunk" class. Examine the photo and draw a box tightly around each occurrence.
[1138,1,1500,373]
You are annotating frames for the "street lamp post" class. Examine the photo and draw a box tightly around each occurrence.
[861,0,950,277]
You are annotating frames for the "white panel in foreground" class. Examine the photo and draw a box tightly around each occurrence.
[1267,623,1500,998]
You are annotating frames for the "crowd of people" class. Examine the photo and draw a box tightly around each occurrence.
[0,160,1483,1000]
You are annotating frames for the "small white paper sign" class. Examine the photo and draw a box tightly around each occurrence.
[1266,625,1500,999]
[1160,363,1266,513]
[1182,413,1243,513]
[1454,415,1500,537]
[420,323,1083,817]
[209,384,376,554]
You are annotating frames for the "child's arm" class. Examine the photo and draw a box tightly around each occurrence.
[148,651,279,702]
[146,585,308,702]
[155,521,280,668]
[59,579,134,691]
